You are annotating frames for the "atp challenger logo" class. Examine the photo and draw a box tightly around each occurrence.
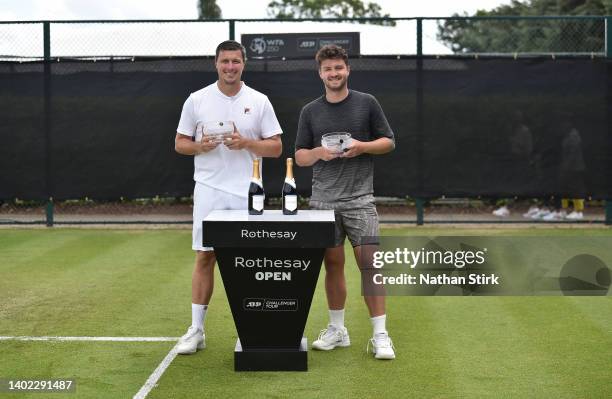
[243,298,298,311]
[243,298,264,310]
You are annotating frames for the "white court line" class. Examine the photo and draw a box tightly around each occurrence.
[133,343,180,399]
[0,336,179,342]
[0,336,181,398]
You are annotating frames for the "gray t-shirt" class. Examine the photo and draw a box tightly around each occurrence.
[295,90,394,202]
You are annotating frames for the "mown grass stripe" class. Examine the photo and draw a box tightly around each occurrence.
[0,231,191,336]
[568,296,612,333]
[500,297,612,397]
[427,297,568,398]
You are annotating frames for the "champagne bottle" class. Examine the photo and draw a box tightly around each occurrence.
[282,158,298,215]
[248,158,264,215]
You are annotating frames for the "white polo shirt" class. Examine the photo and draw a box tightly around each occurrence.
[177,82,283,197]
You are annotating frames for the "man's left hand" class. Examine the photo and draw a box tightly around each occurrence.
[224,127,250,151]
[341,139,365,158]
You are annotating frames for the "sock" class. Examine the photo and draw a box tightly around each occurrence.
[561,199,569,209]
[329,309,345,328]
[191,304,208,331]
[574,199,584,212]
[371,314,387,335]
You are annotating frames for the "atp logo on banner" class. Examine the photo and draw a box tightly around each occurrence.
[243,298,264,310]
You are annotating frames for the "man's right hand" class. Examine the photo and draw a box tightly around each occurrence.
[317,146,341,161]
[198,135,220,153]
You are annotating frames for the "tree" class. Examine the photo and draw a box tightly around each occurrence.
[437,0,609,53]
[267,0,395,26]
[198,0,222,19]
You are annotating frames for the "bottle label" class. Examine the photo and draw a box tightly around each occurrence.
[252,195,264,211]
[284,178,296,189]
[284,195,297,211]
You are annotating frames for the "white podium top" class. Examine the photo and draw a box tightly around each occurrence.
[204,209,335,223]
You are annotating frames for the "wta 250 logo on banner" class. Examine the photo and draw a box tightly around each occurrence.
[248,37,285,55]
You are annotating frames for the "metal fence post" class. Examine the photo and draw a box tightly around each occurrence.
[43,21,54,227]
[229,19,235,40]
[415,199,425,226]
[607,17,611,225]
[416,17,422,56]
[415,18,424,226]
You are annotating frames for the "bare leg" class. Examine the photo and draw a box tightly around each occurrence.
[192,250,216,305]
[354,245,385,317]
[324,245,346,310]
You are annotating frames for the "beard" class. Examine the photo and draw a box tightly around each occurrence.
[323,77,347,92]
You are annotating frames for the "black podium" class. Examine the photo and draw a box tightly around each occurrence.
[202,209,335,371]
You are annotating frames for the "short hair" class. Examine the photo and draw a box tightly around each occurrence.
[315,44,348,67]
[215,40,247,62]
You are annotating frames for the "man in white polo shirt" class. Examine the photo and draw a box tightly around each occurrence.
[174,40,283,354]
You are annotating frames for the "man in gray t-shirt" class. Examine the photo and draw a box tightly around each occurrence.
[295,45,396,360]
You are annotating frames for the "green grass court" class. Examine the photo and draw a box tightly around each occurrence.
[1,228,611,398]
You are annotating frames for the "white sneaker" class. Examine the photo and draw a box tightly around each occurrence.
[492,206,510,217]
[523,207,540,218]
[176,326,205,355]
[542,210,566,221]
[368,332,395,360]
[312,325,350,350]
[565,211,584,220]
[531,209,551,220]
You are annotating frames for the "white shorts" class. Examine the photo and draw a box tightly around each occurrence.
[192,182,247,251]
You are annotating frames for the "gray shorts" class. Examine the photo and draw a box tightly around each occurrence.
[310,195,379,248]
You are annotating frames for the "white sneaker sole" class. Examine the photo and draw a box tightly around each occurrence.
[176,340,205,355]
[312,339,350,351]
[374,352,396,360]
